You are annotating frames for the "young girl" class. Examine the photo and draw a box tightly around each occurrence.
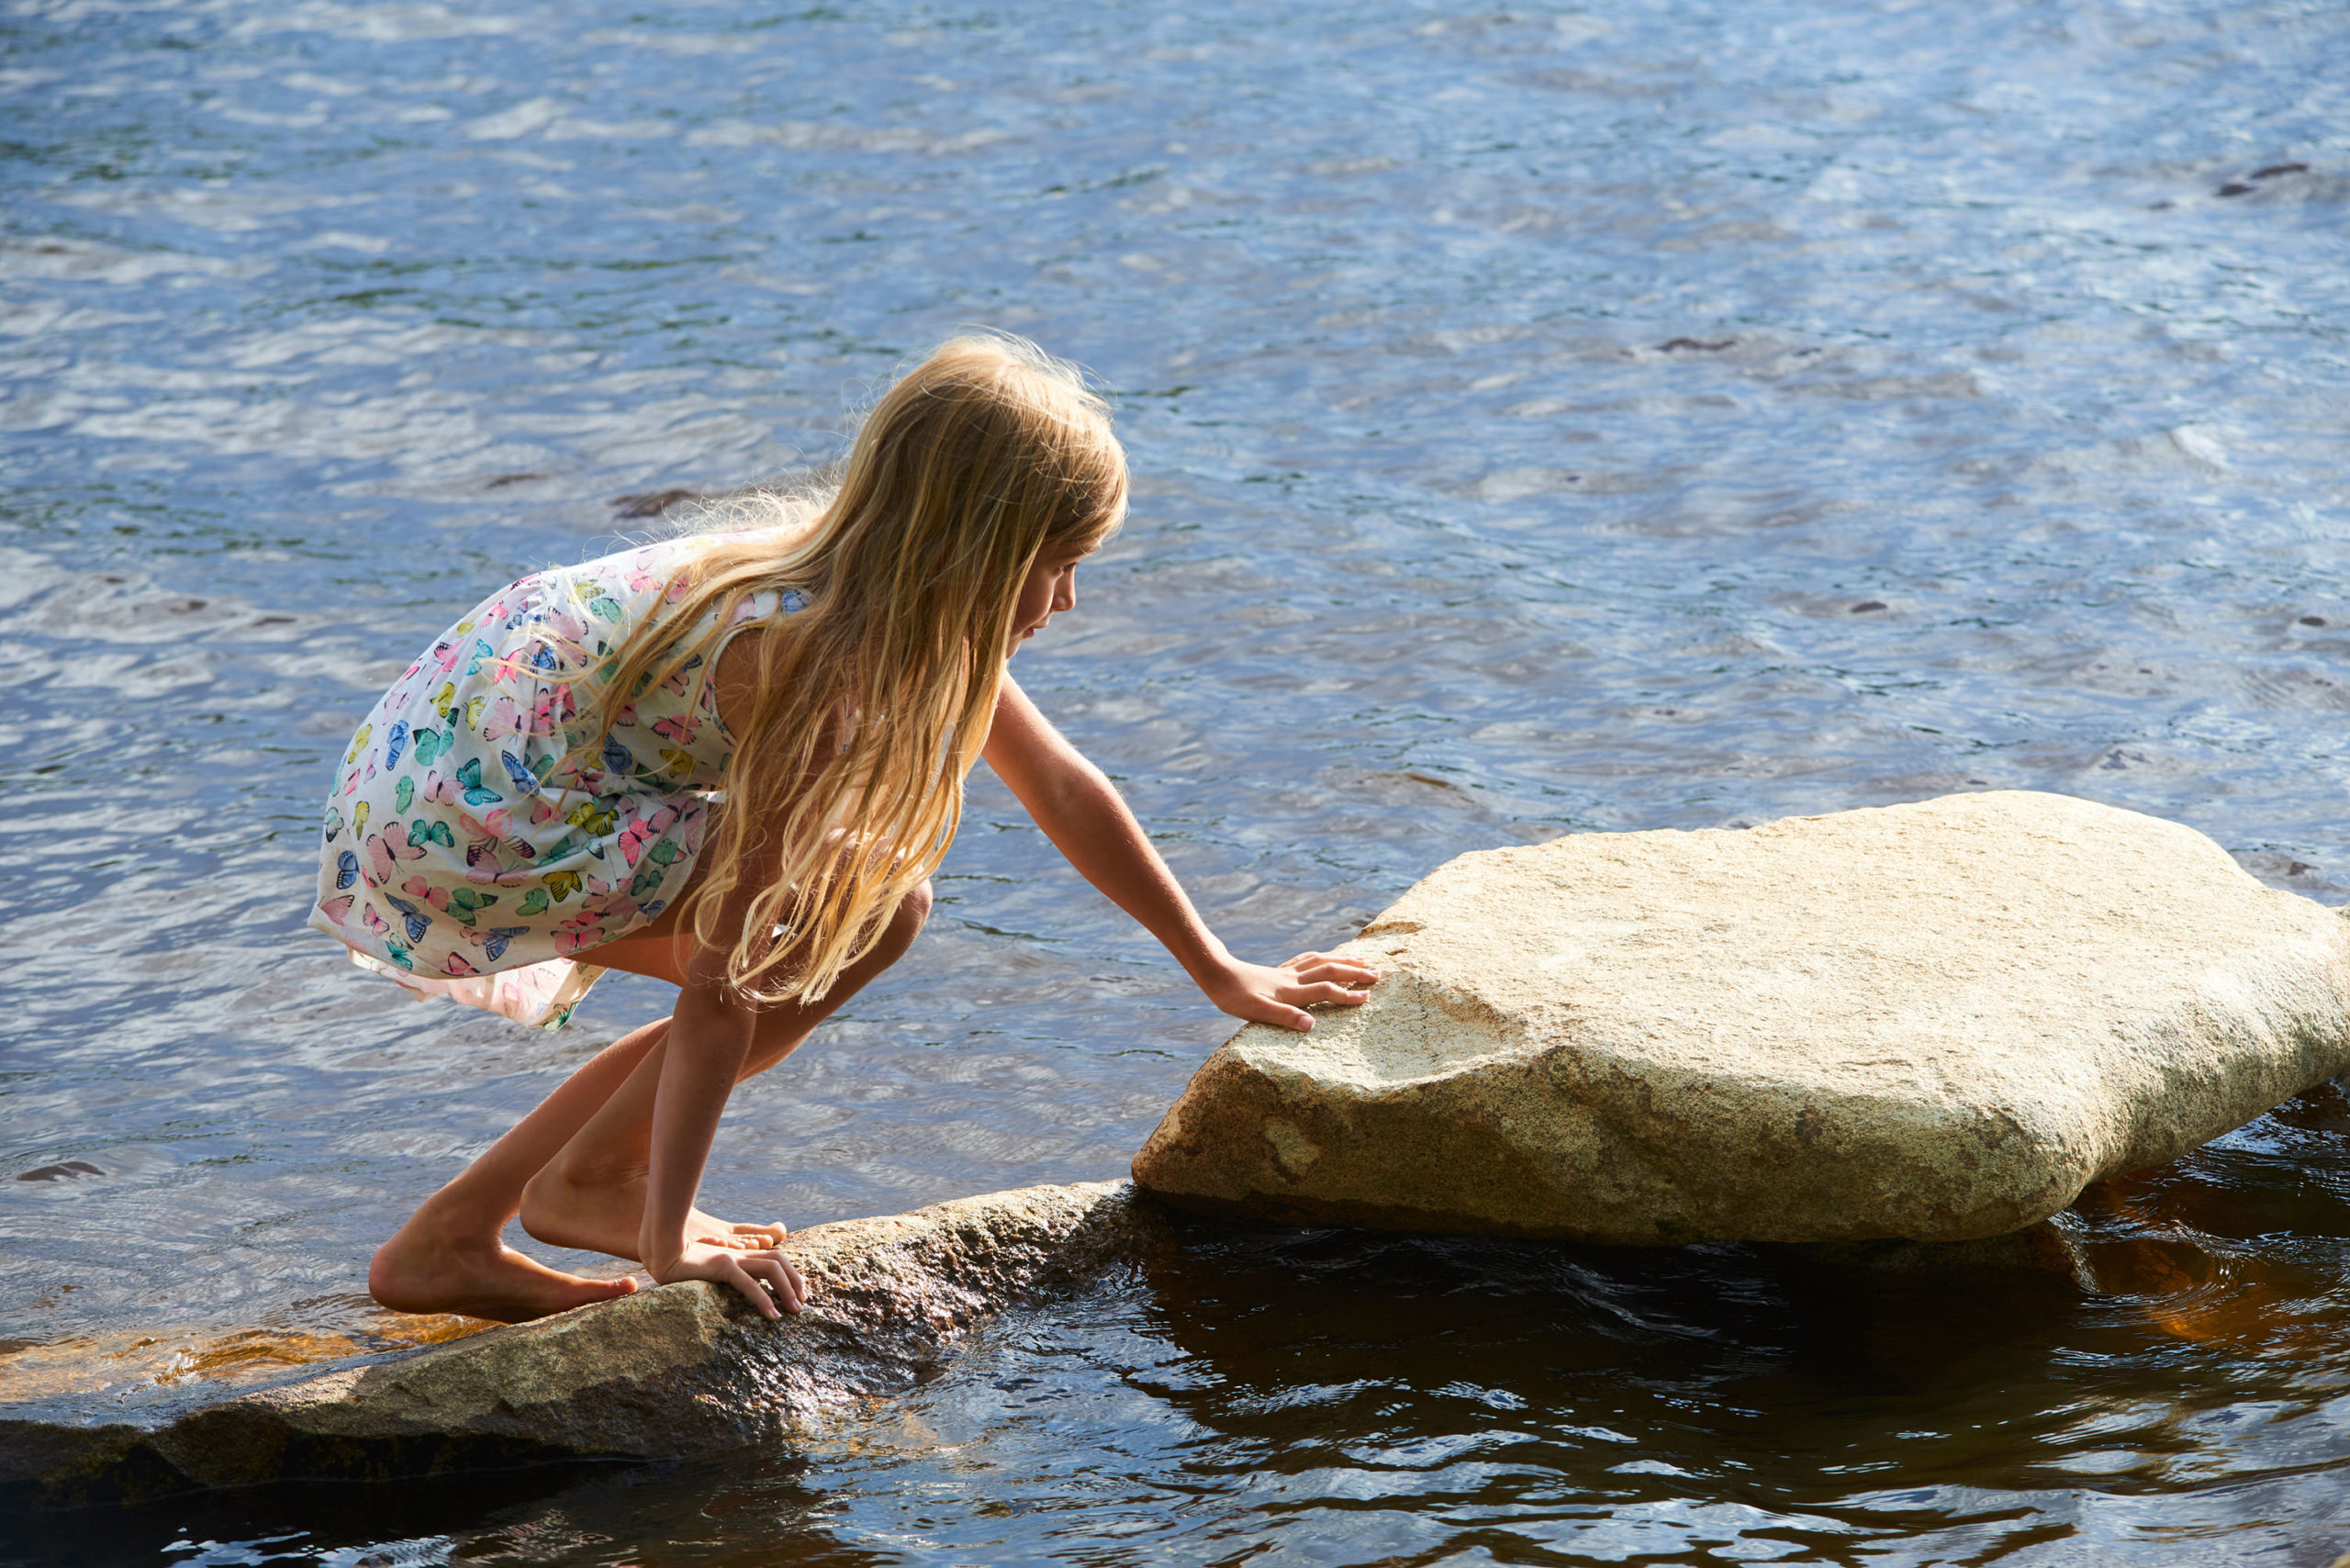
[311,335,1380,1325]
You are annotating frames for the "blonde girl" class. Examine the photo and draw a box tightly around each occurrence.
[311,335,1380,1323]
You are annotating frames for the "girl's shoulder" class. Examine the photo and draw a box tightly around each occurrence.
[478,531,805,666]
[545,534,709,603]
[569,528,803,599]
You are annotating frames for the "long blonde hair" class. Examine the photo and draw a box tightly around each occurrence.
[581,334,1127,1005]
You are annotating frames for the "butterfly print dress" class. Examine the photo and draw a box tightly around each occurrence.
[308,534,799,1027]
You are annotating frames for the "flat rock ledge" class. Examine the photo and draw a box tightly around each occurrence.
[2,1180,1151,1508]
[1133,791,2350,1244]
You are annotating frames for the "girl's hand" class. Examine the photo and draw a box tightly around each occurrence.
[650,1238,807,1321]
[1203,951,1381,1033]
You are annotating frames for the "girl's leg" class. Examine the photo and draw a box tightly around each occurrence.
[366,1020,667,1322]
[517,881,932,1260]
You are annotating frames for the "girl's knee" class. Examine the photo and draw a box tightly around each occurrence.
[855,879,929,972]
[898,879,934,933]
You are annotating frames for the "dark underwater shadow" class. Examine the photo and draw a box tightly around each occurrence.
[10,1087,2347,1567]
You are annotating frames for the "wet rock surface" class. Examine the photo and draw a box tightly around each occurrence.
[1,1180,1149,1507]
[1133,792,2350,1244]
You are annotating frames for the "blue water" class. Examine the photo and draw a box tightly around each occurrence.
[4,0,2349,1560]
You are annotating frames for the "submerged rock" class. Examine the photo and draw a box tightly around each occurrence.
[1132,791,2350,1244]
[1,1180,1149,1507]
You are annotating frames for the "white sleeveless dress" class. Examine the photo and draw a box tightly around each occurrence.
[308,533,799,1026]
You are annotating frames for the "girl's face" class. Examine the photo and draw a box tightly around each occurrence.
[1008,546,1087,655]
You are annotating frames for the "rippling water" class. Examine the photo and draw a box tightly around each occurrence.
[4,0,2348,1560]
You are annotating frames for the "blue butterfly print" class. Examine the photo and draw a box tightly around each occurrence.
[453,756,504,806]
[464,639,497,677]
[479,925,532,962]
[499,750,541,797]
[382,894,433,944]
[335,849,360,890]
[530,644,559,672]
[601,737,632,773]
[384,720,409,771]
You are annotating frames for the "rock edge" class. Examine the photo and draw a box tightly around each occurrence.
[2,1179,1153,1508]
[1134,792,2350,1243]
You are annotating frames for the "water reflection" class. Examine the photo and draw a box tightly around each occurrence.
[9,1092,2344,1564]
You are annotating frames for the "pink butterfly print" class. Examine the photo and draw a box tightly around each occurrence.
[364,831,424,887]
[648,714,694,745]
[442,952,482,978]
[481,695,530,740]
[361,902,391,935]
[454,808,520,872]
[551,911,607,956]
[319,894,354,924]
[525,796,560,826]
[400,875,451,913]
[528,689,575,734]
[614,803,679,868]
[625,565,661,594]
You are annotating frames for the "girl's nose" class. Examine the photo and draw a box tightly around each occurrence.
[1055,568,1078,613]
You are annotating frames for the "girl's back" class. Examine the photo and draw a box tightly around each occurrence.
[310,532,796,1020]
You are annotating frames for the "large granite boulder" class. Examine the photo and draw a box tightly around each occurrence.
[1133,792,2350,1243]
[2,1180,1152,1507]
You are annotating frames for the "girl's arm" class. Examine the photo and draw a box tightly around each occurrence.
[981,675,1378,1031]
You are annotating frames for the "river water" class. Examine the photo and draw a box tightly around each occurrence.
[4,0,2348,1561]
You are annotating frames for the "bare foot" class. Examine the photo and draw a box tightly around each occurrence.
[369,1220,637,1324]
[519,1166,786,1262]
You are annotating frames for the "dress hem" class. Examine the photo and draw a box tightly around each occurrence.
[308,910,607,1030]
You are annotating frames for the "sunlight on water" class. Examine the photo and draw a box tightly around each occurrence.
[3,0,2347,1559]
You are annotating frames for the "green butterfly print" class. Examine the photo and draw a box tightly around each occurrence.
[407,818,455,850]
[394,777,415,813]
[453,756,503,806]
[589,596,624,622]
[446,887,500,927]
[411,727,452,767]
[516,887,551,916]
